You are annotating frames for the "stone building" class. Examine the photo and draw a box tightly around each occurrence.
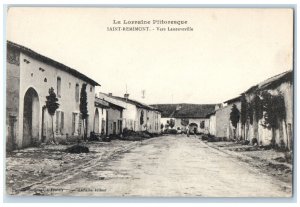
[209,70,293,149]
[99,93,161,134]
[94,97,109,135]
[243,70,293,149]
[104,99,125,136]
[213,97,242,139]
[151,104,216,134]
[6,41,100,151]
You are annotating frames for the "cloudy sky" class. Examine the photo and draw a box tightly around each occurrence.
[7,7,293,104]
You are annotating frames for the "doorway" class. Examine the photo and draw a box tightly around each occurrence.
[23,88,39,147]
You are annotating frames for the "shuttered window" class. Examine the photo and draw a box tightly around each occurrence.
[72,113,76,134]
[78,114,82,135]
[56,111,59,134]
[60,111,64,134]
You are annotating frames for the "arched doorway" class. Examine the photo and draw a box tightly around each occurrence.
[189,123,198,134]
[23,88,40,147]
[94,108,100,133]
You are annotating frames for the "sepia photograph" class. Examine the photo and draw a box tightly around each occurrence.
[5,6,294,199]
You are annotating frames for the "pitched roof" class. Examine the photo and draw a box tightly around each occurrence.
[102,98,125,110]
[224,96,241,104]
[112,96,161,112]
[95,97,110,108]
[100,93,161,112]
[245,70,293,94]
[150,104,216,118]
[7,41,100,86]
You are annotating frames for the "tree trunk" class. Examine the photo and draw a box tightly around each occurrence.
[241,125,244,140]
[82,118,87,141]
[82,119,85,141]
[284,120,289,150]
[51,116,56,144]
[271,127,276,148]
[233,128,236,139]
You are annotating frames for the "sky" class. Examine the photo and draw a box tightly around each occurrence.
[6,7,293,104]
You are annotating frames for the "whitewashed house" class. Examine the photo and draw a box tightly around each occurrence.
[94,97,109,135]
[209,70,293,149]
[98,93,161,134]
[151,104,217,134]
[6,41,100,150]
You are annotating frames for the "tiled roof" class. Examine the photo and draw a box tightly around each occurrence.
[95,97,110,108]
[112,96,161,112]
[245,70,293,93]
[7,41,100,86]
[150,104,216,118]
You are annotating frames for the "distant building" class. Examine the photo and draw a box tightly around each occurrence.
[6,41,100,151]
[98,93,161,134]
[151,104,217,133]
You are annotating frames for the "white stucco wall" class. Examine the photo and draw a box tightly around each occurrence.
[17,52,96,147]
[99,93,161,133]
[161,117,210,133]
[209,114,216,135]
[94,107,107,134]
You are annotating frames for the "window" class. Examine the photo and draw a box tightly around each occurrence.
[75,83,79,102]
[57,77,61,98]
[55,111,64,134]
[72,113,76,134]
[72,112,81,135]
[69,82,71,88]
[90,86,93,92]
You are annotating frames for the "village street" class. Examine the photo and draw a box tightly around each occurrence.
[6,135,292,197]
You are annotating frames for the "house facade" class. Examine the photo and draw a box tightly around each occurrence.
[6,41,100,151]
[94,97,109,135]
[242,71,293,149]
[208,70,293,149]
[98,93,161,133]
[152,104,217,134]
[104,100,125,136]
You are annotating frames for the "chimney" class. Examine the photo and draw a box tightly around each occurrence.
[108,93,113,97]
[124,93,129,99]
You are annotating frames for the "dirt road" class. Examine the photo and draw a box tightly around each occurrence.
[19,135,291,197]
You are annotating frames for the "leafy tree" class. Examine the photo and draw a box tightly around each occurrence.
[140,110,144,125]
[230,104,240,139]
[79,83,88,140]
[200,121,205,129]
[160,123,164,130]
[45,87,60,144]
[253,94,263,122]
[181,118,189,126]
[247,102,254,125]
[169,119,175,129]
[261,91,286,147]
[240,94,248,139]
[240,94,247,126]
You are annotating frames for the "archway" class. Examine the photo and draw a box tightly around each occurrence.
[189,123,198,134]
[23,87,40,147]
[94,108,100,133]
